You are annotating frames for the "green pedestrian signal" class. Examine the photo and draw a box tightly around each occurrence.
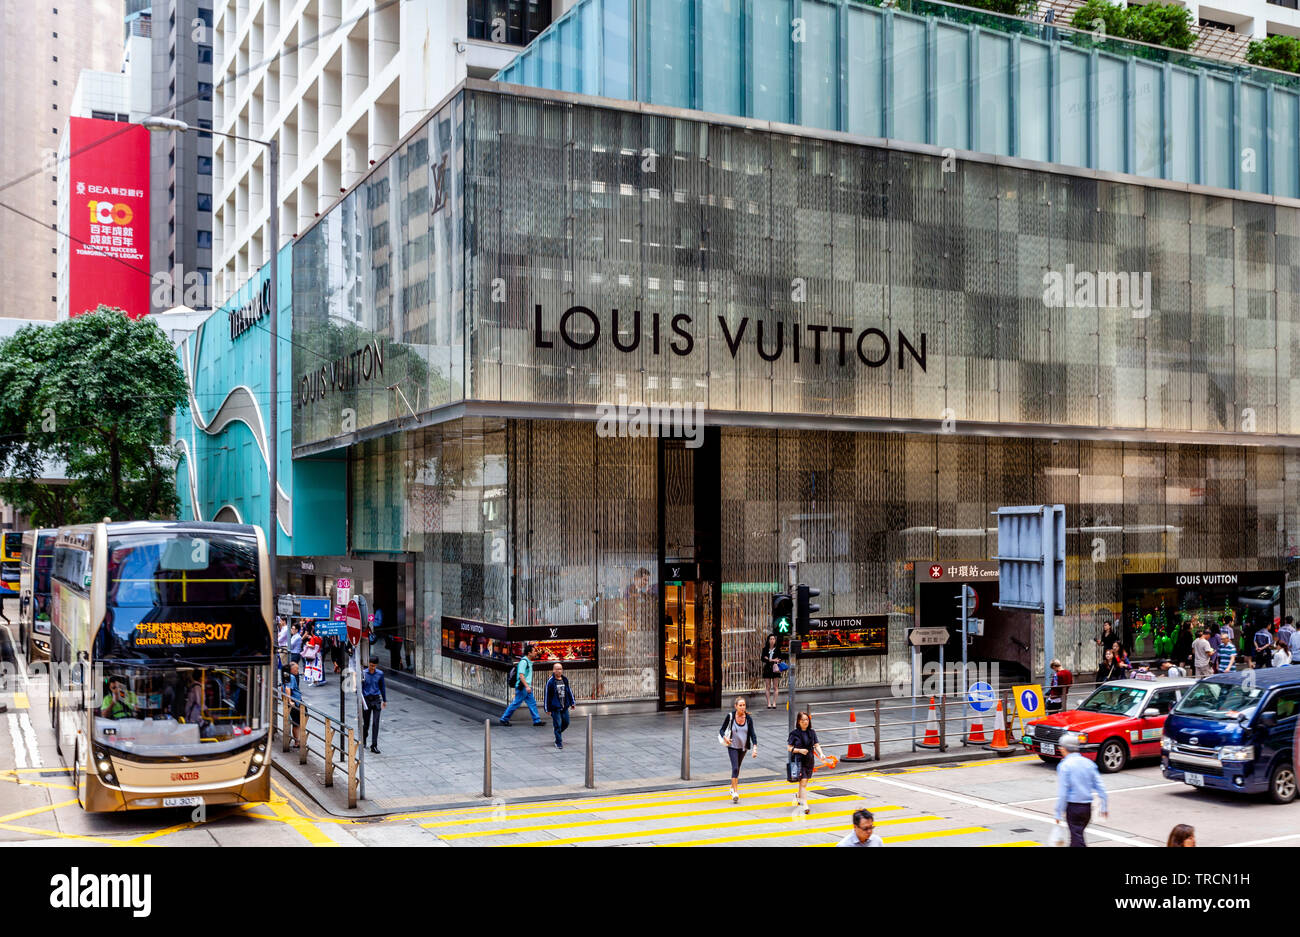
[771,593,793,636]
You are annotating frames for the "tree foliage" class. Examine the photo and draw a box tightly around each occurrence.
[954,0,1039,17]
[1070,0,1196,52]
[1246,34,1300,73]
[0,307,188,526]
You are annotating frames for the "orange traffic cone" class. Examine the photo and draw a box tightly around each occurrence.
[988,699,1016,754]
[965,710,989,746]
[917,696,942,749]
[842,709,870,762]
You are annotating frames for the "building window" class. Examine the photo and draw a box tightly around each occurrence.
[168,218,175,236]
[1268,0,1299,8]
[197,194,212,212]
[197,230,212,249]
[51,79,57,86]
[467,0,554,46]
[197,8,213,27]
[51,104,57,110]
[198,156,212,174]
[197,118,212,139]
[197,82,213,101]
[168,183,175,202]
[168,150,175,168]
[198,45,213,64]
[91,110,114,121]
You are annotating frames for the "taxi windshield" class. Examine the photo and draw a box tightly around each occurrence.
[1174,680,1263,720]
[1078,685,1147,716]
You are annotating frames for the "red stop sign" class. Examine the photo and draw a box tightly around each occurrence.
[345,599,362,644]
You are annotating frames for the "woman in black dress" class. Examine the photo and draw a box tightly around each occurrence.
[787,711,825,815]
[760,634,784,709]
[1096,648,1124,684]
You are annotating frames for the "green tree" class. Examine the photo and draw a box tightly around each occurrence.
[1246,34,1300,73]
[1070,0,1195,51]
[955,0,1039,16]
[0,306,188,525]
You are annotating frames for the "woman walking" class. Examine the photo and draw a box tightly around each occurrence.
[719,697,758,804]
[1096,648,1123,684]
[760,634,784,709]
[787,711,824,814]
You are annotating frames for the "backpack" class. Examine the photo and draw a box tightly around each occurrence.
[507,661,519,689]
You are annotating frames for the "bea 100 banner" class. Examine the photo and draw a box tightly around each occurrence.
[67,117,150,319]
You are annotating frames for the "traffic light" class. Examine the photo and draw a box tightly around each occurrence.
[796,583,820,634]
[955,585,977,617]
[771,593,793,636]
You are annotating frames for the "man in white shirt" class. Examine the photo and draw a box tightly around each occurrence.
[1191,628,1214,677]
[837,808,883,847]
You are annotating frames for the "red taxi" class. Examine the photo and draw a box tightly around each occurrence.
[1025,678,1195,773]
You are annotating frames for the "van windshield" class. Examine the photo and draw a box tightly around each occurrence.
[1173,680,1264,720]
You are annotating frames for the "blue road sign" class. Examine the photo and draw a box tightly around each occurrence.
[968,681,996,712]
[311,619,348,639]
[1019,687,1041,713]
[299,597,332,619]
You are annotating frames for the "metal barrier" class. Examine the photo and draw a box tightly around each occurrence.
[273,687,362,808]
[807,677,1166,761]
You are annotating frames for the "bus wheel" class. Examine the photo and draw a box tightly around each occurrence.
[1269,761,1297,805]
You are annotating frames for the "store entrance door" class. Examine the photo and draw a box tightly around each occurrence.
[662,576,716,709]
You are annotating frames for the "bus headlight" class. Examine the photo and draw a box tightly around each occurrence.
[97,760,111,775]
[252,752,264,765]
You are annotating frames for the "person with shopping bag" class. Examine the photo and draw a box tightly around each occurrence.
[787,711,825,814]
[760,634,785,709]
[719,697,758,804]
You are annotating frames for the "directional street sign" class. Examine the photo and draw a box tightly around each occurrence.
[967,681,996,712]
[909,627,950,646]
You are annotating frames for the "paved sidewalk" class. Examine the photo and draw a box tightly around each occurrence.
[273,675,1002,817]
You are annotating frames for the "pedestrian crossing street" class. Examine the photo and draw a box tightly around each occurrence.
[408,775,1042,847]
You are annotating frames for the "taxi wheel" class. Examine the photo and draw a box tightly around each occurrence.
[1098,738,1128,773]
[1268,762,1297,805]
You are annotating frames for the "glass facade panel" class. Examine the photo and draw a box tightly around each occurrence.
[751,0,792,123]
[801,0,840,132]
[700,0,743,117]
[935,23,970,151]
[891,15,927,143]
[976,33,1011,156]
[1016,38,1049,162]
[844,5,884,137]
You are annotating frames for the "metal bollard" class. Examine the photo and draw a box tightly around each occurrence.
[483,718,492,798]
[681,706,691,780]
[873,698,881,762]
[585,712,594,789]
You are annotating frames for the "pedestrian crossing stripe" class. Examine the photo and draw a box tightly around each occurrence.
[493,805,907,847]
[979,840,1039,847]
[12,693,28,709]
[666,814,951,848]
[803,826,992,846]
[402,778,834,822]
[432,795,879,840]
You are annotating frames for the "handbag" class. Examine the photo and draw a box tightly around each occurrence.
[786,752,803,783]
[777,661,789,673]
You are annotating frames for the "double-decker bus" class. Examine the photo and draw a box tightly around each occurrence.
[1,530,22,600]
[19,528,56,660]
[50,521,273,812]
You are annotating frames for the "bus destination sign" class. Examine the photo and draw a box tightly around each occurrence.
[132,621,234,647]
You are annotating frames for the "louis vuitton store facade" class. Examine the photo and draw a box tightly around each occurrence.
[287,79,1300,711]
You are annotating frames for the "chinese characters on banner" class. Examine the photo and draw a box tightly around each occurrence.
[67,117,151,318]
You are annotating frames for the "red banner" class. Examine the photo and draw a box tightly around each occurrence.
[67,117,150,319]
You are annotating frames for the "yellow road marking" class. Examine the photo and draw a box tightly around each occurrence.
[0,821,132,845]
[398,779,829,822]
[267,798,338,846]
[667,813,943,847]
[433,794,873,840]
[0,774,76,790]
[495,805,905,847]
[0,767,70,775]
[127,804,255,844]
[423,787,845,829]
[0,798,77,824]
[802,825,992,846]
[12,693,28,709]
[270,783,351,826]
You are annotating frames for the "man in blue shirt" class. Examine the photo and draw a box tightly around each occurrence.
[361,659,387,754]
[1055,733,1109,847]
[499,644,544,727]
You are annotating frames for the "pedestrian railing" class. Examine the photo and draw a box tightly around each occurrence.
[272,687,363,808]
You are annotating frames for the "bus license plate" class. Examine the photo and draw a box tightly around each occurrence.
[1184,773,1204,787]
[163,796,203,808]
[1040,742,1055,756]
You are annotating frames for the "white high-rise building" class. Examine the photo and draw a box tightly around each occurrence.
[213,0,574,304]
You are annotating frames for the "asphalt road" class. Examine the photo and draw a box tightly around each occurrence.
[2,618,1297,847]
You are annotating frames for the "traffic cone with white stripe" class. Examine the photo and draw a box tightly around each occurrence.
[917,696,942,749]
[964,709,989,746]
[841,709,871,762]
[988,699,1016,754]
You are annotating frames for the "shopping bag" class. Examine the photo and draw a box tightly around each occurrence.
[786,754,802,783]
[1048,822,1069,847]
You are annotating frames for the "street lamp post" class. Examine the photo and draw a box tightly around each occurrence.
[143,117,280,593]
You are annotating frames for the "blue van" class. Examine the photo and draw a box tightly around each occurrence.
[1162,669,1300,803]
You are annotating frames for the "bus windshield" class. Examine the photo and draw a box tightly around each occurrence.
[108,533,260,606]
[94,532,269,661]
[94,662,268,756]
